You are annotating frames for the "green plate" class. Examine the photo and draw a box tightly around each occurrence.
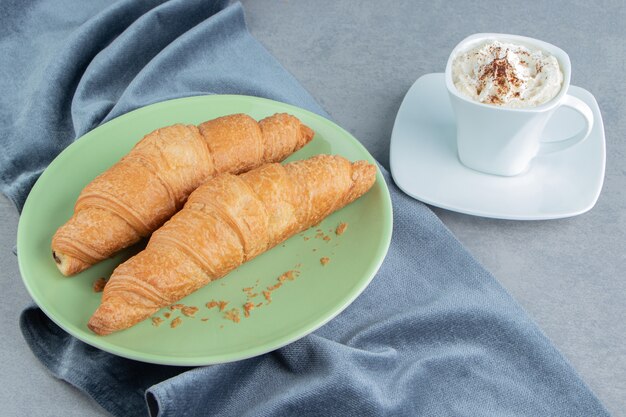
[17,95,393,366]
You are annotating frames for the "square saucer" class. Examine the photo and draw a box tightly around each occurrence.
[389,73,606,220]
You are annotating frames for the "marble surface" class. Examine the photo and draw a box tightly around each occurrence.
[1,0,624,415]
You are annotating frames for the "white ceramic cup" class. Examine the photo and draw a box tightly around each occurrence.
[445,33,594,176]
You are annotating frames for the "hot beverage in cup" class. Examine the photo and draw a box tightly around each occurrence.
[451,40,563,108]
[445,34,593,176]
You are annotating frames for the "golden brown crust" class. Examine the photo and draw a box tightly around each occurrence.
[198,114,263,175]
[88,155,376,335]
[52,114,314,276]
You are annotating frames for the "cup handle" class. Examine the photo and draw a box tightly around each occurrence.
[538,94,594,155]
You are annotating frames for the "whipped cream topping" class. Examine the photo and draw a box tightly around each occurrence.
[451,40,563,108]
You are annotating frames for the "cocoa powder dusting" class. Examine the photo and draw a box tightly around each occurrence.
[477,47,524,103]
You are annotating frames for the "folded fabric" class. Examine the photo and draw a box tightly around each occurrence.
[2,1,610,416]
[0,0,319,210]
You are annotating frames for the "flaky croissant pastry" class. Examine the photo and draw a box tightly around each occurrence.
[88,154,376,335]
[52,113,314,276]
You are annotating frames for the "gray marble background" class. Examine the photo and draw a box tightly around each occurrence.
[0,1,624,416]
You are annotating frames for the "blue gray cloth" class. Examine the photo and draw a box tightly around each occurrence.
[2,1,610,416]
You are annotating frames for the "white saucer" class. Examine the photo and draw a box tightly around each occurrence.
[389,73,606,220]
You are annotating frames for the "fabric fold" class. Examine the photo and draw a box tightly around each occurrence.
[0,0,321,211]
[70,0,232,134]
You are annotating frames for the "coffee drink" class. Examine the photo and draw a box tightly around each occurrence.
[451,40,563,108]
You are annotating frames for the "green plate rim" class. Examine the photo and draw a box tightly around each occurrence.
[17,94,393,366]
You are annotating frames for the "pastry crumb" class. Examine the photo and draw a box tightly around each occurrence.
[256,302,264,308]
[243,302,255,318]
[170,317,182,328]
[323,235,331,242]
[181,306,198,317]
[206,300,229,311]
[93,277,108,293]
[164,312,171,319]
[201,318,209,322]
[243,286,259,299]
[263,290,272,303]
[320,257,330,266]
[224,308,241,323]
[335,222,348,235]
[170,304,184,311]
[278,270,299,282]
[267,282,282,291]
[151,317,163,327]
[303,236,310,241]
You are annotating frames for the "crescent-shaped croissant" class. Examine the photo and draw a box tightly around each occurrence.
[52,113,314,276]
[88,155,376,335]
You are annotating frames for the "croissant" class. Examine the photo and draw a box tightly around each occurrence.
[88,154,376,335]
[52,113,314,276]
